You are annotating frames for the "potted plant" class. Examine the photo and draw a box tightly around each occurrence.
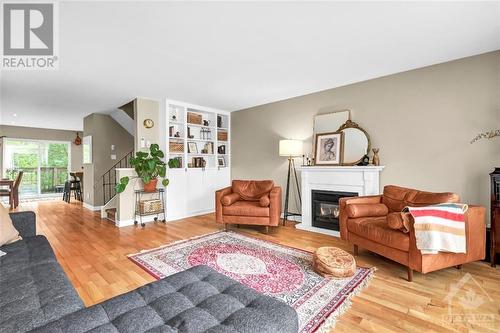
[115,144,169,193]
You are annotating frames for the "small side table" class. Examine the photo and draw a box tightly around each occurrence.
[134,188,166,227]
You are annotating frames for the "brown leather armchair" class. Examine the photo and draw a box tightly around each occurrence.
[339,185,486,281]
[216,180,282,233]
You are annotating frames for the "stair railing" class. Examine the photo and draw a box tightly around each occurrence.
[102,150,134,205]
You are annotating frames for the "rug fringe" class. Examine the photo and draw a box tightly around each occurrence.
[314,267,377,333]
[127,230,225,257]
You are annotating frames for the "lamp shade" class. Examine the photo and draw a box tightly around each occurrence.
[279,139,303,157]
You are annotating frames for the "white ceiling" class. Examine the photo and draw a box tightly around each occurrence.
[1,1,499,131]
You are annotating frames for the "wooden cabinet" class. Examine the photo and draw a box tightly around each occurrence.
[490,168,500,267]
[165,100,230,221]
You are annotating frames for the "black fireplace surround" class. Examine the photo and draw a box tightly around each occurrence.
[311,190,357,231]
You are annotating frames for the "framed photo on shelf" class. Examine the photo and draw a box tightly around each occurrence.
[218,156,226,167]
[188,142,198,154]
[314,132,343,165]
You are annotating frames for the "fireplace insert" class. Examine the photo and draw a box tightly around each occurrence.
[311,190,357,231]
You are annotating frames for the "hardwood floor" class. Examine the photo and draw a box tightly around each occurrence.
[15,200,500,333]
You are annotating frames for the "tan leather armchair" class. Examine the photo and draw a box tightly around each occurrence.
[216,180,282,233]
[339,185,486,281]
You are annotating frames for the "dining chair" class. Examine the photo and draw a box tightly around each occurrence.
[12,171,23,208]
[0,171,23,209]
[0,180,13,208]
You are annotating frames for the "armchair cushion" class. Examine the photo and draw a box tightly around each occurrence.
[386,212,413,233]
[347,216,410,251]
[232,180,274,201]
[0,205,21,246]
[221,193,240,206]
[382,185,459,212]
[259,195,270,207]
[223,201,270,217]
[346,203,388,218]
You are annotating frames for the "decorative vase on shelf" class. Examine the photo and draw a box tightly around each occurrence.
[372,148,380,166]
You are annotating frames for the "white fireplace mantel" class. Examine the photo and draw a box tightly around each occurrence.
[296,165,385,237]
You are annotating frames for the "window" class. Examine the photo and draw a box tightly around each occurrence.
[2,139,70,196]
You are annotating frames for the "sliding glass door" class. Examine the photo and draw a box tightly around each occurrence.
[2,139,70,197]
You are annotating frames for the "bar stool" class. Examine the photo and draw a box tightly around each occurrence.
[63,179,82,203]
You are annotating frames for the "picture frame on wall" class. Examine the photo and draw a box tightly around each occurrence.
[188,142,198,154]
[314,132,344,165]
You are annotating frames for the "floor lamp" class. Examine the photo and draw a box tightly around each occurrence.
[279,139,303,225]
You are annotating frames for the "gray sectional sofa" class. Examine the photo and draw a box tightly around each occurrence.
[1,212,299,333]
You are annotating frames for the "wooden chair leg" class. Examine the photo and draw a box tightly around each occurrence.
[224,223,228,231]
[14,190,19,208]
[407,267,413,282]
[265,226,269,234]
[353,245,358,256]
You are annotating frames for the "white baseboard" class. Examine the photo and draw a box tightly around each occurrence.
[280,213,302,223]
[295,224,340,237]
[83,202,102,211]
[166,209,214,222]
[116,215,162,227]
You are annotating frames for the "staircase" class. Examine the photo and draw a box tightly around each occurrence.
[110,109,134,136]
[100,150,134,222]
[102,150,133,205]
[105,208,116,222]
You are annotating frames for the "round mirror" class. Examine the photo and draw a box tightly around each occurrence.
[338,120,370,165]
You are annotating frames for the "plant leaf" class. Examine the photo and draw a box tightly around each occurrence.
[120,176,129,186]
[158,165,166,177]
[136,151,148,159]
[162,179,169,187]
[142,175,151,184]
[115,183,126,193]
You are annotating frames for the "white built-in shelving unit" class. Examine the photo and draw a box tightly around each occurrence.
[166,99,230,221]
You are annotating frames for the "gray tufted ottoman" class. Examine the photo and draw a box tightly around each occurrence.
[28,265,299,333]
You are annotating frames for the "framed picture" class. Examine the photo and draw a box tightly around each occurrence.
[218,156,226,167]
[82,135,92,164]
[314,132,343,165]
[188,142,198,154]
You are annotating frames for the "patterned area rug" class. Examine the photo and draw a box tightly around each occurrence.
[129,231,374,333]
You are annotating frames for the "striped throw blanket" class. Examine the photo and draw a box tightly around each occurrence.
[404,203,468,254]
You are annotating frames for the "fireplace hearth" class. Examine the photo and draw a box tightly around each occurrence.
[311,190,357,231]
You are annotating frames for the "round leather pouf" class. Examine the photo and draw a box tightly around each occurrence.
[313,247,356,278]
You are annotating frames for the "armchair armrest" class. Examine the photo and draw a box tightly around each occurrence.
[215,186,233,224]
[269,186,282,226]
[9,211,36,238]
[464,205,486,261]
[346,203,388,218]
[221,193,240,206]
[407,205,486,271]
[339,195,383,241]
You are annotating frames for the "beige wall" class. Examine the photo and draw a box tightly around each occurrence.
[83,113,134,206]
[134,98,160,152]
[0,125,83,176]
[232,51,500,223]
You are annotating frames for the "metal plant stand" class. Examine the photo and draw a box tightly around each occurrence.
[134,188,166,227]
